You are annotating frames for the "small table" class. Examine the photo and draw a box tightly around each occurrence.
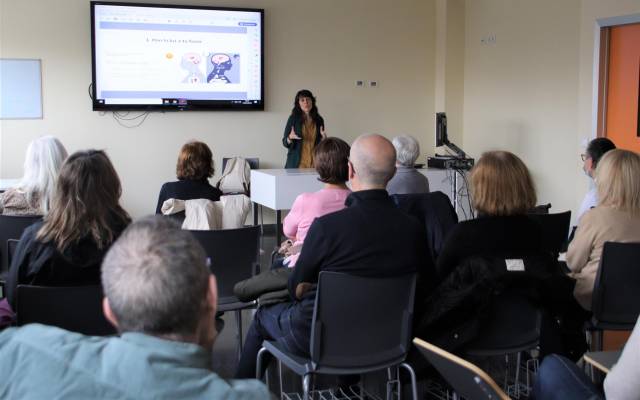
[250,168,471,244]
[584,350,621,374]
[251,169,324,244]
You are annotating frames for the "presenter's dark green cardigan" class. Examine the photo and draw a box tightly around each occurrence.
[282,114,325,168]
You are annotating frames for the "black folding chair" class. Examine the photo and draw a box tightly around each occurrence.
[0,215,42,274]
[414,338,510,400]
[257,272,418,400]
[528,203,551,215]
[16,284,115,336]
[527,211,571,257]
[392,191,458,263]
[7,239,19,267]
[0,239,20,298]
[588,241,640,350]
[189,225,261,360]
[462,289,543,398]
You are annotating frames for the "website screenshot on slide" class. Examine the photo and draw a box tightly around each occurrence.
[94,5,262,105]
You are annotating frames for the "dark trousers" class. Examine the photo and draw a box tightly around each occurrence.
[235,301,311,379]
[533,355,602,400]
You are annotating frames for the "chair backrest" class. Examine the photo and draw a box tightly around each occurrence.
[391,191,458,263]
[0,215,42,273]
[529,203,551,214]
[310,271,416,371]
[222,157,259,171]
[592,242,640,328]
[527,211,571,255]
[16,285,116,336]
[463,288,542,356]
[7,239,19,267]
[189,225,260,301]
[413,338,510,400]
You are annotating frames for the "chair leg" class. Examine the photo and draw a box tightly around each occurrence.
[396,367,402,400]
[235,310,243,361]
[302,374,312,400]
[593,330,603,352]
[278,360,284,399]
[253,203,258,226]
[399,363,418,400]
[514,352,522,398]
[386,368,394,400]
[256,347,269,380]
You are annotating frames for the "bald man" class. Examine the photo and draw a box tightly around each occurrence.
[236,134,433,378]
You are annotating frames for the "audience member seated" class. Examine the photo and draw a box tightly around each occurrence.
[533,315,640,400]
[434,151,543,281]
[277,137,351,268]
[0,216,269,399]
[567,149,640,310]
[577,137,616,223]
[386,135,429,195]
[0,136,67,215]
[155,141,223,215]
[4,150,131,311]
[415,151,572,353]
[235,134,433,379]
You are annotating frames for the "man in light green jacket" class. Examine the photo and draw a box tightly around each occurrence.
[0,216,270,399]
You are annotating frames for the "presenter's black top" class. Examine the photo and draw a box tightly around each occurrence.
[155,179,222,214]
[282,114,324,168]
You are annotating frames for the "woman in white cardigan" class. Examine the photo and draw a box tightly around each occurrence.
[567,149,640,310]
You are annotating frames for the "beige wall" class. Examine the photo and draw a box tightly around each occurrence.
[462,0,582,218]
[444,0,465,147]
[461,0,640,223]
[0,0,436,218]
[4,0,640,222]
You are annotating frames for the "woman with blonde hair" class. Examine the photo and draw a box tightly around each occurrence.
[567,149,640,310]
[5,150,131,309]
[416,151,571,355]
[435,150,540,280]
[0,136,67,215]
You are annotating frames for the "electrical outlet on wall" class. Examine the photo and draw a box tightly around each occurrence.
[369,81,378,88]
[481,33,497,45]
[355,80,364,87]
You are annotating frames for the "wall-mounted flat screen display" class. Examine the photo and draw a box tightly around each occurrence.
[91,2,264,111]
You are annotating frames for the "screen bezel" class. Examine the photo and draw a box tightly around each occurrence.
[90,1,265,111]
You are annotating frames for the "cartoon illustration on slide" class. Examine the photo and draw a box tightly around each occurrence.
[206,53,240,84]
[180,52,204,84]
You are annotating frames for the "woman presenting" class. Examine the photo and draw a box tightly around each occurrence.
[282,89,326,168]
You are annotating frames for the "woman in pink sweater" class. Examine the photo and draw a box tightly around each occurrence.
[281,137,351,267]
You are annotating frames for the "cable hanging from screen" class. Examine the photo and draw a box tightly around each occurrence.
[112,110,151,128]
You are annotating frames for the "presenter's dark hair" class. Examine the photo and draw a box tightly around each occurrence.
[471,151,536,216]
[586,137,616,167]
[314,137,350,184]
[291,89,323,126]
[37,150,131,252]
[176,141,214,181]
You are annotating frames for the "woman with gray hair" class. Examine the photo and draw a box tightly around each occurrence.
[386,134,429,195]
[0,136,67,215]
